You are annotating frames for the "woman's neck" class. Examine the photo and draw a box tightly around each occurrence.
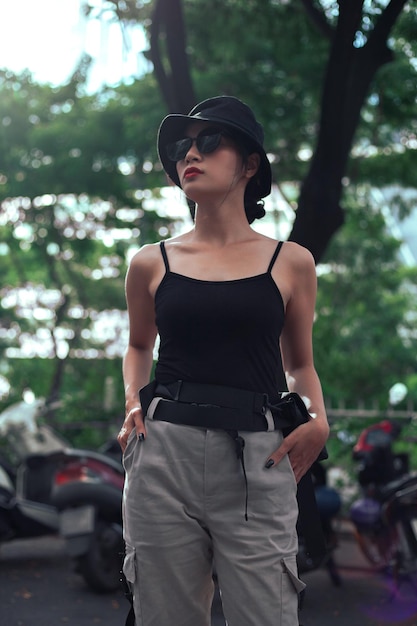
[190,207,255,246]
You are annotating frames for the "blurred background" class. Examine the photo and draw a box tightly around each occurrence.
[1,0,417,488]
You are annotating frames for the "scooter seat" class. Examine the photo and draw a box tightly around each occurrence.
[380,473,417,502]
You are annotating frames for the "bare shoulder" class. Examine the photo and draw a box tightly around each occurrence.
[129,233,191,265]
[129,242,162,269]
[281,240,314,263]
[270,241,316,305]
[280,241,316,275]
[126,243,165,296]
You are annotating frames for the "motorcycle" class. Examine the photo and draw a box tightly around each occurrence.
[0,397,125,593]
[349,390,417,595]
[51,438,125,593]
[0,399,63,545]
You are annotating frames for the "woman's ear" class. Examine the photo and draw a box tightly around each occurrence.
[245,152,260,180]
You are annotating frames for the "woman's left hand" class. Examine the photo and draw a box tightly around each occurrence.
[265,419,329,483]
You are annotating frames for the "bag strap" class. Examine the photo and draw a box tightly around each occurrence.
[155,379,272,414]
[297,470,327,565]
[120,568,136,626]
[125,606,135,626]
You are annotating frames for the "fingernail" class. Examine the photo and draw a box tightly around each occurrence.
[138,433,145,442]
[265,459,274,469]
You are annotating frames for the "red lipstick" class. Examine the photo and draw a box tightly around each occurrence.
[183,167,203,180]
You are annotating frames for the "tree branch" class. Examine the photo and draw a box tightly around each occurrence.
[366,0,408,55]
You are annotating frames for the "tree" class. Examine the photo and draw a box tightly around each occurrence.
[100,0,416,260]
[292,0,412,260]
[0,68,179,420]
[1,1,416,433]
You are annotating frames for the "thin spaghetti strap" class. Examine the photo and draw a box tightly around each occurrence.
[160,241,170,272]
[267,241,284,273]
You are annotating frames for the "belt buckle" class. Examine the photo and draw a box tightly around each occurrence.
[260,393,269,415]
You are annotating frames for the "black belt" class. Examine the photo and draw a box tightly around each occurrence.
[139,379,328,565]
[140,379,327,457]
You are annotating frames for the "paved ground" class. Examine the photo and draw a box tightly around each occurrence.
[2,521,417,625]
[300,523,417,626]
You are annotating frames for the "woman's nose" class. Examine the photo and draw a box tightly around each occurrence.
[185,140,201,162]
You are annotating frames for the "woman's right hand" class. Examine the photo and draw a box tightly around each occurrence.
[117,406,146,452]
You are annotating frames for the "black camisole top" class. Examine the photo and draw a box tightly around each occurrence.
[154,240,287,399]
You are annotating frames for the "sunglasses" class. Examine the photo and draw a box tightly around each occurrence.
[166,129,229,162]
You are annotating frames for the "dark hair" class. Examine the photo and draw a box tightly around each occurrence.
[244,194,266,224]
[237,134,266,224]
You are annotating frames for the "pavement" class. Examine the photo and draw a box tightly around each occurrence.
[2,519,417,625]
[300,519,417,626]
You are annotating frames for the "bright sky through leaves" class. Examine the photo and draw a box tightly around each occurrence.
[0,0,147,92]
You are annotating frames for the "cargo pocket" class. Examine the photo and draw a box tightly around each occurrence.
[123,543,137,586]
[280,556,306,626]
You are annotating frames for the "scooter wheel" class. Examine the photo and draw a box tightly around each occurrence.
[77,519,124,593]
[354,526,396,569]
[326,555,342,586]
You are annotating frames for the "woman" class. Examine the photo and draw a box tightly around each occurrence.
[118,96,329,626]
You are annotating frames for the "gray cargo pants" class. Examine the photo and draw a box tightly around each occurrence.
[122,407,305,626]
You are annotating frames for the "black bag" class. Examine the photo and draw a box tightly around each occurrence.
[120,568,136,626]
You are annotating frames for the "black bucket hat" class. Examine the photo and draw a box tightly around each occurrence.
[157,96,272,198]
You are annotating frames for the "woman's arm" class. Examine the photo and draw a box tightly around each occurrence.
[117,246,159,451]
[268,243,329,481]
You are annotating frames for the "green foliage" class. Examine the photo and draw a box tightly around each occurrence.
[183,0,329,183]
[0,69,169,200]
[0,69,181,416]
[0,357,124,449]
[314,187,417,405]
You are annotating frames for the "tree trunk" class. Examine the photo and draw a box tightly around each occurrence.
[150,0,196,113]
[290,0,408,262]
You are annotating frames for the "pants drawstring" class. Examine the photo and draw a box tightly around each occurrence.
[227,430,249,521]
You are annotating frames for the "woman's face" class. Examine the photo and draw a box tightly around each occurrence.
[173,121,249,201]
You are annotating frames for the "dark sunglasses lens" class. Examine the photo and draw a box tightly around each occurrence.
[166,137,192,162]
[197,133,222,154]
[166,132,224,162]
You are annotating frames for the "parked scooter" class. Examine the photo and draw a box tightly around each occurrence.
[0,399,63,544]
[0,398,125,593]
[51,439,125,593]
[349,385,417,594]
